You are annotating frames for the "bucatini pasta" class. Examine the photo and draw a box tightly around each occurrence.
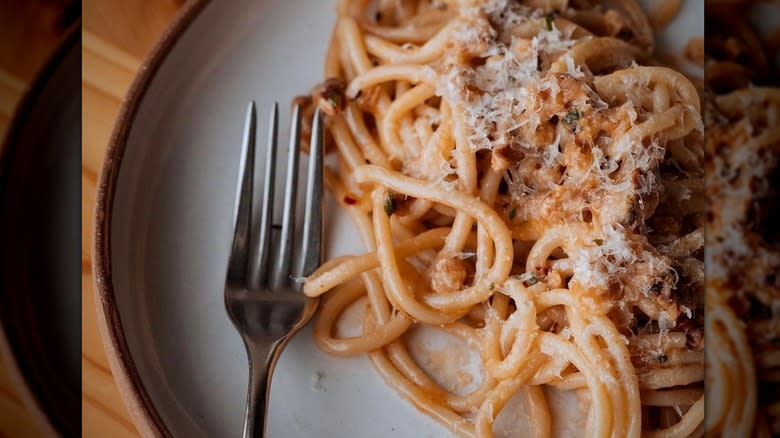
[301,1,704,436]
[705,1,780,435]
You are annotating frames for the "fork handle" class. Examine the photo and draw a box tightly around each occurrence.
[242,339,284,438]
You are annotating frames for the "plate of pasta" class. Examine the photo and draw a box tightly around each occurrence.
[94,0,704,437]
[705,0,780,436]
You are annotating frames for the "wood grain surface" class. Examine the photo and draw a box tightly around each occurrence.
[1,1,181,437]
[82,2,184,437]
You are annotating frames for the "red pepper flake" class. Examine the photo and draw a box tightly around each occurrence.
[343,196,357,205]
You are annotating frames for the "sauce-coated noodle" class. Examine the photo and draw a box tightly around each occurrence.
[303,1,703,436]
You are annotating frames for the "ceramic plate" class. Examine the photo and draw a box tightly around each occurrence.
[94,2,702,437]
[0,25,81,437]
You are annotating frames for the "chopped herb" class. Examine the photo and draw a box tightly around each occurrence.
[656,354,668,364]
[384,193,396,216]
[563,108,581,127]
[545,13,554,31]
[508,207,517,220]
[650,280,664,294]
[525,276,539,286]
[489,283,495,291]
[326,91,342,108]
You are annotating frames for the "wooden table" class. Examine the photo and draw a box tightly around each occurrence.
[83,2,185,436]
[1,1,182,436]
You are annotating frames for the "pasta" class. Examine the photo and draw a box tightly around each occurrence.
[301,1,703,436]
[705,1,780,435]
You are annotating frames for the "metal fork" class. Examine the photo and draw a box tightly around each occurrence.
[225,101,323,437]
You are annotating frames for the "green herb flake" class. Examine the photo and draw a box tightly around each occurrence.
[526,276,539,286]
[489,283,495,291]
[326,91,342,107]
[563,108,581,127]
[545,13,554,31]
[384,193,396,216]
[508,207,517,220]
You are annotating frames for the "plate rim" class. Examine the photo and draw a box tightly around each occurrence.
[91,2,705,437]
[92,1,210,437]
[0,21,81,438]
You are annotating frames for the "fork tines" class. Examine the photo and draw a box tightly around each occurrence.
[227,101,323,292]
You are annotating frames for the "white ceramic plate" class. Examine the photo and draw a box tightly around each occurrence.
[95,1,703,437]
